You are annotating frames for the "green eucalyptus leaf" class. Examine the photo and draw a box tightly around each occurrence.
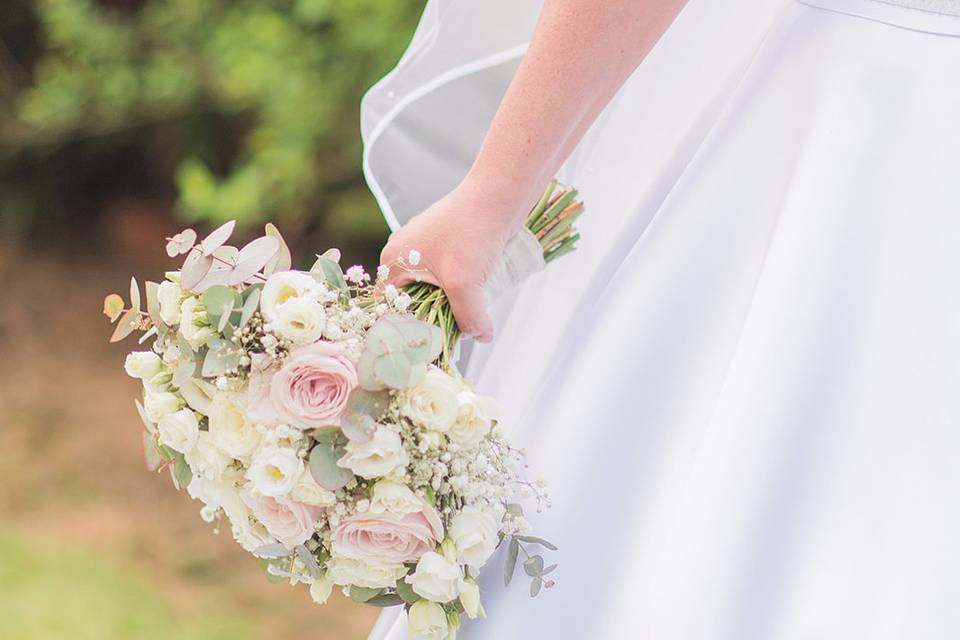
[530,578,542,598]
[260,558,287,584]
[523,555,544,577]
[348,389,390,418]
[172,356,199,388]
[308,441,354,491]
[504,537,520,587]
[311,256,347,290]
[395,578,420,604]
[142,432,164,472]
[202,339,241,377]
[109,308,139,343]
[373,351,413,389]
[366,593,405,607]
[254,543,291,558]
[295,544,321,579]
[348,586,382,603]
[145,281,164,327]
[239,287,261,328]
[357,349,385,391]
[514,535,559,551]
[130,277,141,312]
[171,452,192,490]
[135,398,157,434]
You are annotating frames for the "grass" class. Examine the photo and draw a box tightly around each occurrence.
[0,532,254,640]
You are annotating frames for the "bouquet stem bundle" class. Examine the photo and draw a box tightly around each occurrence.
[403,181,584,365]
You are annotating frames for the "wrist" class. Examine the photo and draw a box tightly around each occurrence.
[458,168,549,232]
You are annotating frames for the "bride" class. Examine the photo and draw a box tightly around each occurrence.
[364,0,960,638]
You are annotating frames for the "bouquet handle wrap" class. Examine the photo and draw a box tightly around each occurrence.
[485,228,546,301]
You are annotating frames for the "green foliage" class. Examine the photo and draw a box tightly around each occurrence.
[1,0,422,233]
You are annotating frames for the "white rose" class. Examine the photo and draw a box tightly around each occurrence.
[337,426,408,478]
[407,600,449,640]
[185,431,231,480]
[449,506,500,572]
[124,351,163,380]
[448,392,499,448]
[369,480,423,515]
[157,407,200,454]
[273,296,326,345]
[291,472,337,507]
[179,296,215,348]
[144,390,183,422]
[247,445,303,497]
[326,555,409,590]
[402,367,462,433]
[261,270,321,322]
[157,279,183,324]
[209,392,261,461]
[406,551,466,603]
[309,574,335,604]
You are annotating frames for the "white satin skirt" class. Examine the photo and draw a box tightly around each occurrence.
[371,1,960,638]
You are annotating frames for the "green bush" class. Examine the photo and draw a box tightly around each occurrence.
[0,0,422,236]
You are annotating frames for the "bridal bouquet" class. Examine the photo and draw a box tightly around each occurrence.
[104,181,582,639]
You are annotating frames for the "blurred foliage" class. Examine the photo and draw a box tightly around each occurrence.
[0,532,253,640]
[0,0,421,239]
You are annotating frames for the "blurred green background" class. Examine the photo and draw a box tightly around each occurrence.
[0,1,424,638]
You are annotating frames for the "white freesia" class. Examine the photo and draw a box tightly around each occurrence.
[406,551,467,603]
[369,480,423,515]
[157,279,183,324]
[337,426,408,478]
[144,390,183,422]
[402,367,462,433]
[124,351,163,380]
[261,270,320,322]
[272,296,325,344]
[208,392,261,460]
[185,430,231,480]
[157,407,200,454]
[291,472,337,507]
[309,574,335,604]
[326,555,408,590]
[448,392,499,448]
[179,296,215,348]
[247,445,303,497]
[449,506,499,572]
[408,600,449,640]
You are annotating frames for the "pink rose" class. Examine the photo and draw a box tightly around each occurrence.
[332,503,444,565]
[242,491,321,548]
[269,342,358,429]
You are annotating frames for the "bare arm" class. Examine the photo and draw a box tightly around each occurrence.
[382,0,687,341]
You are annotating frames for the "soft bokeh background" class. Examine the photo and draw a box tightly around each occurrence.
[0,1,425,638]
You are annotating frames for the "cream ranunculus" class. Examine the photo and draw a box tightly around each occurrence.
[157,279,183,325]
[448,506,500,572]
[124,351,163,380]
[337,426,408,479]
[209,392,261,461]
[157,407,200,453]
[144,390,184,422]
[325,555,409,590]
[247,445,304,497]
[406,551,467,603]
[407,600,449,640]
[260,270,321,322]
[402,367,462,433]
[184,430,231,480]
[272,296,325,345]
[448,392,499,448]
[369,480,424,515]
[179,296,215,348]
[291,472,337,507]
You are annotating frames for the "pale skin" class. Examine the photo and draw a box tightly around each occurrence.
[381,0,688,341]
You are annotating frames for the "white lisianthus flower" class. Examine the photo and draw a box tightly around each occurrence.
[208,392,261,461]
[405,551,467,603]
[157,279,183,325]
[179,296,215,348]
[309,574,335,605]
[369,480,423,515]
[247,445,303,497]
[144,390,183,422]
[407,600,449,640]
[261,270,320,322]
[402,367,462,433]
[291,472,337,507]
[184,431,231,480]
[157,407,200,454]
[448,392,500,448]
[188,477,272,552]
[337,426,408,478]
[459,578,483,619]
[449,506,500,572]
[272,297,325,345]
[326,555,409,590]
[124,351,163,380]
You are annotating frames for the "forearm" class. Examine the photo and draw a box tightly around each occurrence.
[465,0,688,225]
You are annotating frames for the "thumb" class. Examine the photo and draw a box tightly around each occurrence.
[444,279,494,343]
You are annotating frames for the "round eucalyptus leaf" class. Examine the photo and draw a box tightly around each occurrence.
[199,220,236,256]
[309,442,353,491]
[373,350,413,389]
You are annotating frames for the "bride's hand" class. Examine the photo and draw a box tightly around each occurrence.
[379,180,530,343]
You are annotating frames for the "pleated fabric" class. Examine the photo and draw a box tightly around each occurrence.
[370,1,960,638]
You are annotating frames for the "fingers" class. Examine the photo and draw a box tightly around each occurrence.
[444,278,494,343]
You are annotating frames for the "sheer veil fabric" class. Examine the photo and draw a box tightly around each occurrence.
[363,1,960,638]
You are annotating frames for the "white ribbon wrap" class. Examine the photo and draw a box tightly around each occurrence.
[484,228,545,302]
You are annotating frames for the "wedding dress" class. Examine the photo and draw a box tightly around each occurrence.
[363,0,960,637]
